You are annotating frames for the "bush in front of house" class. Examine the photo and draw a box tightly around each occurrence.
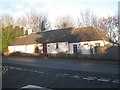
[9,51,22,56]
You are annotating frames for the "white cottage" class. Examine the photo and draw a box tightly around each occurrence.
[8,26,109,54]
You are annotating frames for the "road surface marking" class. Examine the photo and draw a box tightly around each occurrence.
[112,79,120,83]
[22,69,27,71]
[1,66,8,75]
[29,69,34,72]
[83,76,97,80]
[38,71,44,74]
[16,67,23,70]
[2,67,8,74]
[0,66,5,74]
[62,74,69,76]
[21,85,52,90]
[69,75,80,78]
[34,70,38,73]
[21,85,43,88]
[9,66,15,69]
[0,67,5,73]
[8,66,44,74]
[97,78,111,82]
[3,65,119,84]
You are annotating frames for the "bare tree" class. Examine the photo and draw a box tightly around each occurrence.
[34,14,50,32]
[78,9,119,44]
[78,9,95,27]
[25,10,37,30]
[97,15,118,44]
[55,16,74,29]
[15,16,27,28]
[24,10,50,32]
[0,14,14,28]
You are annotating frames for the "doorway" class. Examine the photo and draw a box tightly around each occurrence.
[43,43,47,53]
[73,45,77,54]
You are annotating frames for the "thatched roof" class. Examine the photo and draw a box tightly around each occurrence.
[9,26,109,46]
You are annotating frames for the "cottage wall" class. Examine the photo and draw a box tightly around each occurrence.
[47,42,69,54]
[69,40,109,54]
[8,44,36,53]
[8,46,15,53]
[25,44,35,53]
[8,40,109,54]
[37,44,43,53]
[47,43,57,54]
[57,42,69,53]
[69,43,80,54]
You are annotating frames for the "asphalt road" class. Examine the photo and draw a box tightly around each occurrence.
[2,56,120,89]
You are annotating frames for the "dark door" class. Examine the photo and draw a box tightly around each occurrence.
[43,43,47,53]
[73,45,77,54]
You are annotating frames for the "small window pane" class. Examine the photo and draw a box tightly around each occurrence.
[84,43,88,45]
[56,43,58,49]
[48,45,50,47]
[39,45,42,47]
[95,43,100,46]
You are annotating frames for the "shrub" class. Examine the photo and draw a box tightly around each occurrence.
[9,51,21,56]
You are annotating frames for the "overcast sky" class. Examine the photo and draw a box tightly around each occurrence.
[0,0,119,28]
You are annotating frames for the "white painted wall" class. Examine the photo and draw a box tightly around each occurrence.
[57,42,69,53]
[8,40,109,54]
[14,45,26,52]
[47,43,57,54]
[69,43,80,54]
[28,29,32,35]
[8,44,37,53]
[25,44,35,53]
[47,42,69,54]
[8,46,15,53]
[69,40,109,54]
[37,44,43,53]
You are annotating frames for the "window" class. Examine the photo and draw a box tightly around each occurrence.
[25,45,27,51]
[48,45,50,47]
[56,43,58,49]
[66,42,68,45]
[84,43,88,45]
[39,45,42,47]
[73,45,77,53]
[95,43,100,46]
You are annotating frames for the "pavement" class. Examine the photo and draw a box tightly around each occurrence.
[1,56,120,89]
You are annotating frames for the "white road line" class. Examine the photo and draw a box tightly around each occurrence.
[3,66,119,85]
[9,67,15,69]
[29,69,34,72]
[38,71,44,74]
[97,78,111,82]
[62,74,69,76]
[16,68,23,70]
[83,76,97,80]
[34,70,38,73]
[0,67,5,74]
[22,69,27,71]
[112,79,120,84]
[21,85,46,89]
[16,67,21,70]
[7,66,45,74]
[69,75,80,78]
[2,67,5,73]
[2,66,8,74]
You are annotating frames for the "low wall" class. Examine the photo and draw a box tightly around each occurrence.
[5,46,120,62]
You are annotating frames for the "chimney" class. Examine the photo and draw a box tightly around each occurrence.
[28,28,33,35]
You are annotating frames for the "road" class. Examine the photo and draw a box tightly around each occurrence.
[2,56,120,89]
